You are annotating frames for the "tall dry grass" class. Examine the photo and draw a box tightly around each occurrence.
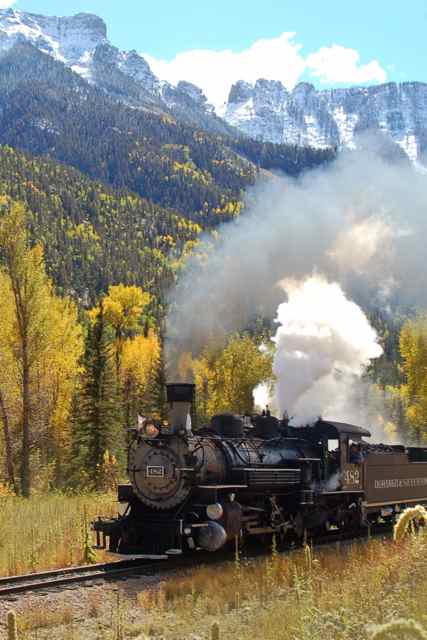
[134,532,427,640]
[0,493,115,576]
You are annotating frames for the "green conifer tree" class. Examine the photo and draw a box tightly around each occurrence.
[72,303,124,489]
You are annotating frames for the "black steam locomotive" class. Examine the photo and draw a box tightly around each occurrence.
[94,384,427,557]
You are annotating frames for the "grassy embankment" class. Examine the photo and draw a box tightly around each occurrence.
[0,493,115,576]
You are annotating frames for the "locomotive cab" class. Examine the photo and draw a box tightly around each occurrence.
[291,420,371,492]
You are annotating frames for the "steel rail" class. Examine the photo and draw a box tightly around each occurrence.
[0,559,161,598]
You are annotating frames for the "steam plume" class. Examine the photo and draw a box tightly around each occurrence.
[166,145,427,422]
[168,149,427,359]
[272,275,383,423]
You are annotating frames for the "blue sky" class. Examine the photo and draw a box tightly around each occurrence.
[7,0,427,107]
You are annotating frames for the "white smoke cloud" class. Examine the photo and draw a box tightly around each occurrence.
[144,35,387,110]
[272,276,383,423]
[0,1,16,8]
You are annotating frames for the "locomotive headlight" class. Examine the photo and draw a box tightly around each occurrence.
[206,503,223,521]
[144,423,160,438]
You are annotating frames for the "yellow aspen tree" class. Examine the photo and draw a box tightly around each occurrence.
[32,295,83,486]
[0,204,50,496]
[192,335,273,421]
[120,331,160,426]
[399,315,427,443]
[0,202,83,495]
[91,284,150,376]
[0,272,19,492]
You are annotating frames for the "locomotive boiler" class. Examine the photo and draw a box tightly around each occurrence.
[94,383,427,557]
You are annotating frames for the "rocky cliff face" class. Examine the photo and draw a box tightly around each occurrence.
[223,79,427,164]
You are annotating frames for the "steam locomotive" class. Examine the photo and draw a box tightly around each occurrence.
[93,384,427,557]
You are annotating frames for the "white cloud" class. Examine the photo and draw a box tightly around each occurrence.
[306,45,387,85]
[144,34,387,111]
[0,0,16,8]
[144,33,306,110]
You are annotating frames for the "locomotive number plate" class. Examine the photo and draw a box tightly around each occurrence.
[146,465,165,478]
[342,463,362,490]
[344,468,360,485]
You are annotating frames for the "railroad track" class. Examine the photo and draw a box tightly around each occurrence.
[0,558,162,599]
[0,524,392,600]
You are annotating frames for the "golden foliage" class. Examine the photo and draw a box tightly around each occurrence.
[0,201,83,493]
[90,284,150,336]
[89,284,151,380]
[399,315,427,442]
[120,331,161,422]
[192,334,272,421]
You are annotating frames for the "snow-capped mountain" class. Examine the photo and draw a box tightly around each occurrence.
[223,79,427,164]
[1,9,426,164]
[0,8,233,134]
[0,10,107,74]
[0,8,161,90]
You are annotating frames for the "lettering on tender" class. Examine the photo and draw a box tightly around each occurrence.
[374,477,427,489]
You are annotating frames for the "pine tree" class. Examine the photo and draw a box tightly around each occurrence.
[73,303,124,489]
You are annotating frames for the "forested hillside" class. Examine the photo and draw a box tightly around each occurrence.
[0,43,334,224]
[0,41,334,307]
[0,145,201,304]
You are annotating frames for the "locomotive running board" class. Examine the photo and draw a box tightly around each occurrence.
[322,490,364,495]
[108,553,169,560]
[197,484,248,489]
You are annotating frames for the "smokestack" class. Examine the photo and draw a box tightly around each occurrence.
[166,383,195,432]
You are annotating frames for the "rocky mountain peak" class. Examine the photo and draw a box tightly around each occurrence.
[66,12,107,39]
[176,81,208,106]
[292,82,316,99]
[224,78,427,164]
[228,80,254,105]
[0,9,108,68]
[2,8,426,164]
